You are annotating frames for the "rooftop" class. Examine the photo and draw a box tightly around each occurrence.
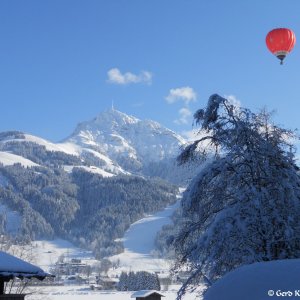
[131,290,165,298]
[0,251,51,280]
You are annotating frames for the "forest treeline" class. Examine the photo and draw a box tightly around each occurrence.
[0,163,178,258]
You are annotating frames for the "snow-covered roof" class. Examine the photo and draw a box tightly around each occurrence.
[0,251,51,280]
[131,290,165,298]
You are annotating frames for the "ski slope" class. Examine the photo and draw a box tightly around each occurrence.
[110,196,181,273]
[124,200,180,254]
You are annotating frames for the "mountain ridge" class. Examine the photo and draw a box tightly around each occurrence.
[0,109,188,179]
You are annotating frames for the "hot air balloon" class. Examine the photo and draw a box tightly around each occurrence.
[266,28,296,64]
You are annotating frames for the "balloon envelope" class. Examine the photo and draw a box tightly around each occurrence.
[266,28,296,64]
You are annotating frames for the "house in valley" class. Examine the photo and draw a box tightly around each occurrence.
[131,290,165,300]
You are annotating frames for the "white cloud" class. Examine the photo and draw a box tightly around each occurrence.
[174,107,192,125]
[166,87,197,105]
[107,68,152,85]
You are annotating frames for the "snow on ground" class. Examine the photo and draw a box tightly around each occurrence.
[124,201,180,254]
[0,151,39,167]
[63,165,114,177]
[204,259,300,300]
[24,134,80,156]
[0,134,80,156]
[82,148,129,175]
[110,200,180,273]
[32,239,97,272]
[26,285,199,300]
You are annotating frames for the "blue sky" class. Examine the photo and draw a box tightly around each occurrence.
[1,0,300,142]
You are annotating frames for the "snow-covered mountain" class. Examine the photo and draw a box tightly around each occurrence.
[0,109,187,179]
[63,108,186,174]
[0,110,193,256]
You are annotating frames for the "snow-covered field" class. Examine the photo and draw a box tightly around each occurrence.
[31,239,97,272]
[26,285,199,300]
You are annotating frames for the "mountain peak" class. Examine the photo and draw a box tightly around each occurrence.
[64,108,186,172]
[69,109,138,139]
[93,108,140,126]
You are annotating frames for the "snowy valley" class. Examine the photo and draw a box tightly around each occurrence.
[22,192,199,300]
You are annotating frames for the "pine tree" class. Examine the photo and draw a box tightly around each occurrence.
[117,271,128,291]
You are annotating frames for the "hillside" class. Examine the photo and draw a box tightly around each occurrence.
[0,109,189,258]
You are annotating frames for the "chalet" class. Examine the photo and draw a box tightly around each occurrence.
[96,277,118,290]
[131,290,165,300]
[0,251,53,300]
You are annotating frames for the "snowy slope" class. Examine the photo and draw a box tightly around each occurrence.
[0,151,39,167]
[204,259,300,300]
[110,193,182,274]
[123,201,180,255]
[23,134,80,156]
[0,131,124,176]
[0,132,79,156]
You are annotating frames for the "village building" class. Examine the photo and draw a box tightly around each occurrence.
[90,276,118,290]
[131,290,165,300]
[0,251,53,300]
[55,258,87,276]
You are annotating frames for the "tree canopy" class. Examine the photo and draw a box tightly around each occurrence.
[174,94,300,299]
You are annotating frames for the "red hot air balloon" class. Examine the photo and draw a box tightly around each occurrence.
[266,28,296,64]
